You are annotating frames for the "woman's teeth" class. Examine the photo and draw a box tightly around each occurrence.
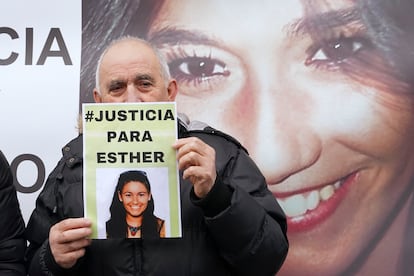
[277,181,341,217]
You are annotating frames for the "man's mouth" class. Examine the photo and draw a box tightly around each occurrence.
[275,172,357,232]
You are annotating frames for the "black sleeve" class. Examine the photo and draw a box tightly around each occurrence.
[185,130,288,276]
[24,136,84,276]
[0,151,26,276]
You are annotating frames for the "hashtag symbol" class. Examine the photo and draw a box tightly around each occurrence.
[84,110,94,122]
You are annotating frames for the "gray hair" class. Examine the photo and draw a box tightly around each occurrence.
[94,36,171,93]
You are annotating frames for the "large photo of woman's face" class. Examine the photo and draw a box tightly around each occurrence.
[81,0,414,275]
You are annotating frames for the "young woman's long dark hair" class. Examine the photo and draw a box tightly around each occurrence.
[358,0,414,86]
[356,1,414,275]
[106,170,161,239]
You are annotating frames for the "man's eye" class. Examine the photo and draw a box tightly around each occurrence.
[309,37,368,64]
[140,82,152,87]
[110,88,122,93]
[169,57,229,80]
[109,84,125,94]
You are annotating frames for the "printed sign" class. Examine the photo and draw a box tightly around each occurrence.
[82,102,181,239]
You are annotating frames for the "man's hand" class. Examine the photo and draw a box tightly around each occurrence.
[173,137,217,198]
[49,218,92,269]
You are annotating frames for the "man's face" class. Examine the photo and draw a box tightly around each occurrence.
[93,40,176,103]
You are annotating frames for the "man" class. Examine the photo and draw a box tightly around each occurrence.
[0,151,26,275]
[25,37,288,275]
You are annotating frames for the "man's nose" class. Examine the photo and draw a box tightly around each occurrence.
[125,85,143,102]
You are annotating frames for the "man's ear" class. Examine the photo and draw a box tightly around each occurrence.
[167,79,178,101]
[93,89,103,103]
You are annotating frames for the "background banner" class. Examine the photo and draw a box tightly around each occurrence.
[2,0,414,275]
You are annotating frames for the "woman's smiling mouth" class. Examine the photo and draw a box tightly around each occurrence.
[275,172,359,232]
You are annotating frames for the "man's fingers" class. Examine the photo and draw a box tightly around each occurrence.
[57,238,91,254]
[54,218,92,232]
[49,218,92,269]
[53,226,92,244]
[177,151,200,170]
[53,247,88,269]
[174,137,215,168]
[174,137,210,157]
[50,218,92,243]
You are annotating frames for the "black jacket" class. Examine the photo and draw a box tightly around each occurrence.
[0,151,26,275]
[25,118,288,276]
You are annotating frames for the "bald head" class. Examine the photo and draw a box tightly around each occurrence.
[92,37,177,104]
[95,37,171,91]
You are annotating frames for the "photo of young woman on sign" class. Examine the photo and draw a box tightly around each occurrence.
[106,170,166,239]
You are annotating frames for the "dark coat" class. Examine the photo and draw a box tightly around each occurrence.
[0,151,26,275]
[25,118,288,276]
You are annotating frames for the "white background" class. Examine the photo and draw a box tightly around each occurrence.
[0,0,82,223]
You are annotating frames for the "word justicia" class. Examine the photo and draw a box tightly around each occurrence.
[94,108,175,122]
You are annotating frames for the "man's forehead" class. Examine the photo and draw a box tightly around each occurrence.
[100,50,159,80]
[105,40,154,61]
[103,60,153,74]
[103,49,154,69]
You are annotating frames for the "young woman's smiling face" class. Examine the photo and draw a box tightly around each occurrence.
[118,181,150,218]
[147,0,414,274]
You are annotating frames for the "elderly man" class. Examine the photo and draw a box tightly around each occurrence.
[25,37,288,276]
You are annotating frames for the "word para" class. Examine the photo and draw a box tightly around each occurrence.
[107,130,152,143]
